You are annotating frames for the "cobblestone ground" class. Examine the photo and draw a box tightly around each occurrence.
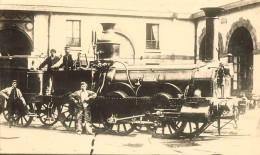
[0,108,260,154]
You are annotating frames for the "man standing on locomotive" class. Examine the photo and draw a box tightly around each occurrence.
[0,80,30,123]
[38,49,60,71]
[37,49,60,94]
[69,82,97,135]
[59,46,74,71]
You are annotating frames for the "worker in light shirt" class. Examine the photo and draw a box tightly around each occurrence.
[69,82,97,135]
[0,80,31,125]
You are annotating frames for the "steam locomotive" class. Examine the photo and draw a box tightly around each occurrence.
[0,7,246,138]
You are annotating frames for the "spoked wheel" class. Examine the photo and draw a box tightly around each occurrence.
[104,121,137,136]
[100,109,137,136]
[39,103,60,126]
[9,112,33,127]
[3,101,33,127]
[3,100,9,121]
[147,120,185,139]
[178,121,209,138]
[101,90,137,136]
[7,104,33,127]
[135,125,149,133]
[132,116,152,133]
[59,103,76,131]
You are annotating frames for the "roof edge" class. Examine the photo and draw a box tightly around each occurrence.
[191,0,260,19]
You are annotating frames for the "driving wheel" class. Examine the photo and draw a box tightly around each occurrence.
[39,103,60,126]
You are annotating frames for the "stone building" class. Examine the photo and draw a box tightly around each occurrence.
[0,0,259,96]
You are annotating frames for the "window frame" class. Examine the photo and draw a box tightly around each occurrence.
[66,20,81,47]
[146,23,160,50]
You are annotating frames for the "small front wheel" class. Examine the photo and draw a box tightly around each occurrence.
[147,120,185,139]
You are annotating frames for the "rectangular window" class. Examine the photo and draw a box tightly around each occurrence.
[146,24,159,49]
[66,20,81,47]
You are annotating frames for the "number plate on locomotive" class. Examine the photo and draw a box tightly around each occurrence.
[143,74,158,82]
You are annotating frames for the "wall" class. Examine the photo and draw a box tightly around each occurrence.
[33,13,49,67]
[33,13,195,66]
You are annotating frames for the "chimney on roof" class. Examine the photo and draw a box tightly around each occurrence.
[201,7,224,62]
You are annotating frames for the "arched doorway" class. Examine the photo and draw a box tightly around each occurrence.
[0,28,32,56]
[228,27,253,95]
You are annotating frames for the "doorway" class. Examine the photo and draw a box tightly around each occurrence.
[228,27,253,95]
[0,28,32,56]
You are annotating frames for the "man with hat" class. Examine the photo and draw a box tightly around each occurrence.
[69,82,97,135]
[37,49,60,94]
[0,80,30,124]
[59,46,74,71]
[38,49,60,71]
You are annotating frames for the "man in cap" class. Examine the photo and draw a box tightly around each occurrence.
[38,49,60,71]
[0,80,30,124]
[37,49,61,94]
[59,46,74,71]
[69,82,97,135]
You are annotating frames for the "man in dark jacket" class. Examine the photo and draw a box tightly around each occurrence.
[60,46,74,71]
[37,49,60,94]
[38,49,60,71]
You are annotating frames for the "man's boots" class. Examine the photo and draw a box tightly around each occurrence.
[85,122,93,135]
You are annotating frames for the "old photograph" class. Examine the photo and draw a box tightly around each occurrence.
[0,0,260,154]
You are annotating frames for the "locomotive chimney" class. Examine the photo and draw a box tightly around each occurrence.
[97,23,120,61]
[201,7,224,62]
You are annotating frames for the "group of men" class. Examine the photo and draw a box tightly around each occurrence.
[37,46,74,94]
[38,46,74,71]
[0,46,97,135]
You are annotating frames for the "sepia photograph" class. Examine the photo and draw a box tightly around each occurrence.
[0,0,260,154]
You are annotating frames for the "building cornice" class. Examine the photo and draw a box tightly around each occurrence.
[0,4,174,19]
[191,0,260,20]
[0,0,259,20]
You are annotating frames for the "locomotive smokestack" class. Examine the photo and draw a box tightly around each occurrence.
[101,23,116,32]
[97,23,120,61]
[201,7,224,62]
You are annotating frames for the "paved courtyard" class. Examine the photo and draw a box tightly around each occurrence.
[0,108,260,154]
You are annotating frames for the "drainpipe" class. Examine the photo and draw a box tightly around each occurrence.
[47,12,52,57]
